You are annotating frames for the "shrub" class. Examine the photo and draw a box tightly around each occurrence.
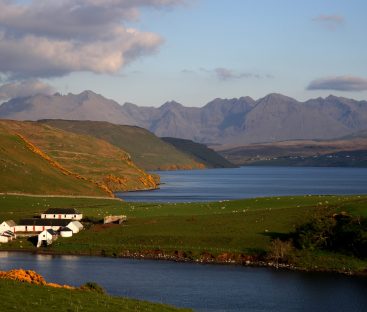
[293,213,367,259]
[267,239,295,264]
[80,282,105,294]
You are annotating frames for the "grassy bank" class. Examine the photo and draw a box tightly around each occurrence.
[0,279,190,312]
[0,194,367,273]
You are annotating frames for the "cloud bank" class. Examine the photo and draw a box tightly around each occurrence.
[312,14,344,30]
[307,76,367,92]
[0,80,56,100]
[0,0,183,78]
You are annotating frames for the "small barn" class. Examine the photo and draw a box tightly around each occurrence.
[0,235,10,243]
[41,208,83,221]
[60,227,73,238]
[0,231,15,243]
[0,220,16,234]
[37,229,58,248]
[67,221,83,234]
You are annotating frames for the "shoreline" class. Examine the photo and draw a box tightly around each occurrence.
[1,248,365,277]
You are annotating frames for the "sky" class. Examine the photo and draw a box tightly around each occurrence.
[0,0,366,107]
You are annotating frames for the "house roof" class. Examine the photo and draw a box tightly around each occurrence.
[19,219,70,226]
[43,208,81,215]
[60,227,72,232]
[47,229,57,235]
[3,220,16,227]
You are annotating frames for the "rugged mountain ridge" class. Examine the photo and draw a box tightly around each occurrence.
[1,91,367,145]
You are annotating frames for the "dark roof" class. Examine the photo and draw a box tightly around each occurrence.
[19,219,70,226]
[60,227,72,232]
[43,208,81,215]
[47,229,57,235]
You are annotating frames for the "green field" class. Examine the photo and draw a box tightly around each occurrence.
[0,279,190,312]
[1,194,367,272]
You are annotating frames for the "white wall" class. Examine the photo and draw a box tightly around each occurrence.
[41,214,83,220]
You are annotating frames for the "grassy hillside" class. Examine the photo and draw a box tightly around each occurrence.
[0,120,158,196]
[0,279,189,312]
[246,150,367,167]
[0,123,107,196]
[39,120,205,170]
[162,137,235,168]
[1,194,366,273]
[218,135,367,166]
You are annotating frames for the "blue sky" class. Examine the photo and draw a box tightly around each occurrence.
[1,0,367,106]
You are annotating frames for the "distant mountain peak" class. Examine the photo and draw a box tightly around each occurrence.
[160,101,183,109]
[260,93,296,102]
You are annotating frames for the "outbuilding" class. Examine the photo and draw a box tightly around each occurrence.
[66,221,83,234]
[37,229,58,248]
[0,220,16,234]
[41,208,83,221]
[60,227,73,238]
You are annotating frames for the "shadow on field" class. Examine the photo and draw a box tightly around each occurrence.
[261,231,292,241]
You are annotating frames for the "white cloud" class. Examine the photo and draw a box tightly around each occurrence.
[0,79,56,100]
[0,0,184,78]
[307,76,367,91]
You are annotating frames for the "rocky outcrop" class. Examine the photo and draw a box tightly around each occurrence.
[0,269,74,289]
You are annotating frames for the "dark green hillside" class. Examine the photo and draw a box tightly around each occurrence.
[40,120,204,170]
[162,137,235,168]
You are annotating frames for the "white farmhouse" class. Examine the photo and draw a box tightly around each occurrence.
[0,220,16,234]
[15,219,71,233]
[37,229,58,248]
[41,208,83,221]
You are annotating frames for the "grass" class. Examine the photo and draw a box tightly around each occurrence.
[0,123,107,197]
[1,194,367,273]
[39,120,205,171]
[0,279,190,312]
[0,120,157,194]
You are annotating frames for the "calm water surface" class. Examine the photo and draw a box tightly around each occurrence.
[1,252,366,312]
[117,166,367,202]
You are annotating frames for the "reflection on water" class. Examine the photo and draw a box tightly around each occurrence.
[117,166,367,202]
[0,252,366,312]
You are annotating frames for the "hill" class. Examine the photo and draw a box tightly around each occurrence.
[0,122,108,196]
[218,131,367,167]
[38,120,205,171]
[2,91,367,145]
[0,120,158,196]
[162,137,235,168]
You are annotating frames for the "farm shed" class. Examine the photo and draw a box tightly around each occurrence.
[41,208,83,221]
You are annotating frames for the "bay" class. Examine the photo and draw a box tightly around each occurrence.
[1,252,366,312]
[117,166,367,202]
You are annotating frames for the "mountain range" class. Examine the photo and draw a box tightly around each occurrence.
[1,90,367,146]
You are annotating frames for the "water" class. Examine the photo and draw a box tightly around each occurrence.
[1,252,366,312]
[117,166,367,202]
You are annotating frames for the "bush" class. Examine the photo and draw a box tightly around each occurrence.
[80,282,105,294]
[267,239,295,264]
[293,213,367,259]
